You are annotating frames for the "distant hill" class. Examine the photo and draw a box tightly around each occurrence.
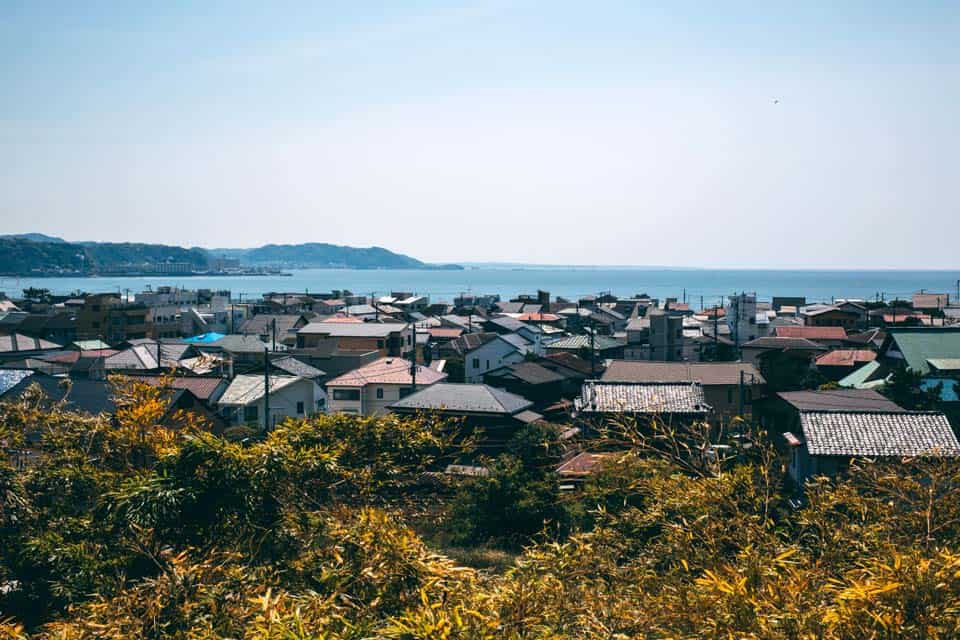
[0,236,460,274]
[233,243,438,269]
[0,233,67,244]
[0,238,208,275]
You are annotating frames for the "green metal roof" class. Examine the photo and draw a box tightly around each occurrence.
[887,329,960,376]
[838,360,888,390]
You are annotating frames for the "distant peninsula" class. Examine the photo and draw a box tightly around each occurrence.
[0,235,462,276]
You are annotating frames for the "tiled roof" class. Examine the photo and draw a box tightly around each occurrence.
[0,334,62,354]
[545,335,625,351]
[799,411,960,457]
[218,374,305,406]
[516,312,561,322]
[543,352,594,376]
[775,326,847,340]
[489,362,565,385]
[270,356,325,378]
[487,316,537,333]
[557,451,618,476]
[742,336,827,351]
[0,369,33,395]
[132,375,227,401]
[778,389,902,412]
[326,357,446,387]
[427,327,463,340]
[388,383,533,415]
[576,381,710,415]
[299,322,407,337]
[815,349,878,368]
[602,361,765,386]
[240,314,305,336]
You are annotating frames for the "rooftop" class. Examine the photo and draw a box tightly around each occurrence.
[798,411,960,457]
[576,381,710,415]
[299,322,408,338]
[326,357,447,387]
[775,326,847,340]
[388,382,533,415]
[0,334,62,354]
[601,361,765,386]
[778,388,903,412]
[218,374,305,406]
[815,349,878,368]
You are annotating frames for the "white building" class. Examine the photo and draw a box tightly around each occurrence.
[218,374,326,428]
[326,357,447,416]
[464,334,533,383]
[727,293,759,347]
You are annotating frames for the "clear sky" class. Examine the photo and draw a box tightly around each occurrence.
[2,1,958,268]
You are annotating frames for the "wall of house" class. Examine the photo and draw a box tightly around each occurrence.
[228,380,325,426]
[465,338,526,383]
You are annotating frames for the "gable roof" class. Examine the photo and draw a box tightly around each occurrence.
[742,336,827,351]
[556,451,618,476]
[487,361,565,385]
[775,326,847,340]
[0,334,62,354]
[131,375,228,401]
[299,322,408,338]
[0,376,115,415]
[576,381,710,415]
[218,374,306,406]
[240,314,306,336]
[545,334,625,351]
[799,411,960,457]
[326,357,446,387]
[601,361,765,386]
[543,352,594,376]
[270,356,325,379]
[884,328,960,376]
[388,383,533,415]
[778,388,902,412]
[815,349,878,368]
[838,361,889,390]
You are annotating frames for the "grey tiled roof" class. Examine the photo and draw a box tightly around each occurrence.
[545,335,625,351]
[576,381,710,415]
[299,322,407,338]
[778,389,902,412]
[602,361,765,386]
[800,411,960,457]
[270,356,325,378]
[388,383,533,415]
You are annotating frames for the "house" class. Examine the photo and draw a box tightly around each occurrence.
[738,336,826,369]
[131,375,229,407]
[296,322,412,357]
[0,375,222,431]
[556,451,619,488]
[574,381,711,425]
[326,357,447,416]
[784,411,960,485]
[240,314,310,348]
[388,383,542,450]
[462,333,534,383]
[0,334,63,363]
[774,326,847,348]
[756,388,904,447]
[648,308,684,361]
[544,334,626,360]
[878,327,960,376]
[913,292,951,312]
[801,306,861,331]
[601,361,765,420]
[484,316,543,345]
[815,349,878,381]
[218,374,326,428]
[484,361,570,409]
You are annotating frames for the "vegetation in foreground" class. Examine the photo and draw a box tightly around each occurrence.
[1,379,960,638]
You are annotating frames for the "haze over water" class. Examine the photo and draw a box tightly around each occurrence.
[4,267,958,305]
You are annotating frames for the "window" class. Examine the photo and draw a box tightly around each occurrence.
[376,388,384,399]
[296,401,305,415]
[472,358,480,369]
[244,405,258,422]
[332,388,361,401]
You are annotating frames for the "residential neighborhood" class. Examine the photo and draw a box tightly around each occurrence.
[3,284,959,488]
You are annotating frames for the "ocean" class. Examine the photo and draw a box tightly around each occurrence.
[3,267,959,306]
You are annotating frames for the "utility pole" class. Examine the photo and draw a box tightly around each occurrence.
[372,292,378,321]
[738,369,744,417]
[409,323,417,395]
[271,317,277,352]
[263,347,271,432]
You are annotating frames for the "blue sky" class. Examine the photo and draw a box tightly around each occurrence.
[2,1,958,267]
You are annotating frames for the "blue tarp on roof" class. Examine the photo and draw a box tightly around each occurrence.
[183,332,226,344]
[922,378,960,403]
